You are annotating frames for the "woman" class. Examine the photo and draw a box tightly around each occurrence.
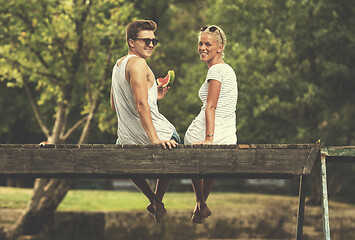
[184,25,238,224]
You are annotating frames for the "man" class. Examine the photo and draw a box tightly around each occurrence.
[110,20,180,223]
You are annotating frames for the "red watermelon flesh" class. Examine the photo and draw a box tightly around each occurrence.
[156,70,175,88]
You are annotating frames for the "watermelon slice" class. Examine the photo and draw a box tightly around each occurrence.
[156,70,175,88]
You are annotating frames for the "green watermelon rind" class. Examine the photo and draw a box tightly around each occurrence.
[167,70,175,86]
[156,70,175,87]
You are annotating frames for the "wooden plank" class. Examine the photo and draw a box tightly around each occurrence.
[321,146,355,163]
[302,147,320,174]
[0,144,320,178]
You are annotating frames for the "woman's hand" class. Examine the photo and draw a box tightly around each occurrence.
[157,82,170,100]
[192,139,213,145]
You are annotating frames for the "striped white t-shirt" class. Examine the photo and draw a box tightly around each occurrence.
[185,63,238,144]
[198,63,238,119]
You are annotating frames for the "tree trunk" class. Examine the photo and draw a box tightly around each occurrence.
[4,102,73,240]
[4,100,100,240]
[5,179,72,240]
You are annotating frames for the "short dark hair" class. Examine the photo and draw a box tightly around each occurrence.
[126,20,157,46]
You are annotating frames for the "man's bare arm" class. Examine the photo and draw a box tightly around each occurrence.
[128,58,176,148]
[110,86,116,112]
[127,59,168,145]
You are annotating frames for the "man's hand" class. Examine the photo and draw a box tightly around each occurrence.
[157,82,170,100]
[152,138,178,149]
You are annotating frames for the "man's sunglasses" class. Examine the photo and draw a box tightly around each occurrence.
[200,26,223,45]
[133,38,159,46]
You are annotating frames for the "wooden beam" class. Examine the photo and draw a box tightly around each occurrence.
[0,144,320,178]
[321,146,355,163]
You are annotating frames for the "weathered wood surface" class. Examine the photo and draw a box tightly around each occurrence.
[321,146,355,163]
[0,144,320,178]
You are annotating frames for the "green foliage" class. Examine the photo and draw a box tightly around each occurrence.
[0,0,136,143]
[1,0,354,225]
[0,0,354,147]
[0,81,43,143]
[199,0,355,145]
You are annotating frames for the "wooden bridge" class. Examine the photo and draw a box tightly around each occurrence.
[0,143,354,240]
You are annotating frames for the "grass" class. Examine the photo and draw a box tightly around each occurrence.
[0,186,353,212]
[0,187,33,209]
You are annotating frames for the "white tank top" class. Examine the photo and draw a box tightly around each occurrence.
[111,55,174,144]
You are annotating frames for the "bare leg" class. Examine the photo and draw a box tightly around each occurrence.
[147,178,171,214]
[130,178,157,203]
[191,179,205,205]
[191,178,212,223]
[155,178,172,201]
[202,178,215,201]
[130,178,166,223]
[191,178,204,224]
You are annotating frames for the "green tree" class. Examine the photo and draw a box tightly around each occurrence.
[205,0,355,202]
[289,0,355,203]
[0,80,43,143]
[0,0,135,238]
[204,0,355,145]
[0,1,354,238]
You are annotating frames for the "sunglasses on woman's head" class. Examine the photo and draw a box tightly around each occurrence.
[200,26,223,45]
[133,38,159,46]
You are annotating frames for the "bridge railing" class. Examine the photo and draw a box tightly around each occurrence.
[1,143,354,240]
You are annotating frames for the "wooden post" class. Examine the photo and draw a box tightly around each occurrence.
[321,154,331,240]
[320,146,355,240]
[295,175,306,240]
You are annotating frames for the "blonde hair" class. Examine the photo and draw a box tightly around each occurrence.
[199,25,227,58]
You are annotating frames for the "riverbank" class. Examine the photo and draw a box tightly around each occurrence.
[1,187,354,239]
[1,202,354,240]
